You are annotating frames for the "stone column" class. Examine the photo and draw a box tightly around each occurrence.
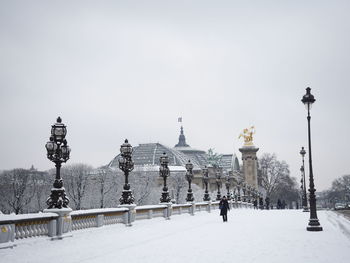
[119,204,136,226]
[43,207,72,240]
[239,146,259,189]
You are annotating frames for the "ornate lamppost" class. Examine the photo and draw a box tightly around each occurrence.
[232,182,237,202]
[160,152,171,203]
[185,160,194,202]
[247,185,252,203]
[215,168,222,200]
[242,183,247,202]
[45,117,71,209]
[258,192,264,209]
[236,181,242,202]
[301,87,322,231]
[300,147,309,212]
[119,139,135,205]
[202,166,211,201]
[225,171,233,200]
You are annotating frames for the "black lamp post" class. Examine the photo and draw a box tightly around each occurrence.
[300,147,309,212]
[202,166,211,201]
[236,182,241,201]
[159,152,171,203]
[258,192,264,209]
[185,160,194,202]
[118,139,135,205]
[242,183,247,202]
[301,87,322,231]
[247,185,252,203]
[225,171,233,200]
[215,168,222,201]
[45,117,71,209]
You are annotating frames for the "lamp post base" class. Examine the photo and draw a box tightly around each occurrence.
[160,191,171,203]
[203,193,211,202]
[307,219,323,231]
[120,190,135,205]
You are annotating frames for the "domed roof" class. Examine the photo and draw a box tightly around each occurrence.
[108,143,201,171]
[173,126,208,168]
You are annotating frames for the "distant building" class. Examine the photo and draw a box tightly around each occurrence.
[107,125,242,191]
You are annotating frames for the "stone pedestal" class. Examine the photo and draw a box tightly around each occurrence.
[0,224,15,249]
[239,146,259,189]
[119,204,136,226]
[206,201,212,213]
[159,203,173,220]
[43,207,72,240]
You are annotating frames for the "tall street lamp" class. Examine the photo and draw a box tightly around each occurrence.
[202,166,211,201]
[119,139,135,205]
[159,152,171,203]
[301,87,323,231]
[242,183,247,202]
[300,147,309,212]
[236,181,242,202]
[247,185,252,203]
[215,168,222,201]
[45,117,71,209]
[225,171,233,200]
[185,160,194,202]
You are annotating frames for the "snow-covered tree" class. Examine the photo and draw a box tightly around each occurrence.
[61,163,93,210]
[207,149,222,167]
[259,153,298,205]
[0,169,36,214]
[169,171,187,204]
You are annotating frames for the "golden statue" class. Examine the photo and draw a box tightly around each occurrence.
[238,126,255,146]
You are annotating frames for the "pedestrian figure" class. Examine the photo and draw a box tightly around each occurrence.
[219,196,230,222]
[265,197,270,210]
[277,199,282,209]
[259,197,264,210]
[253,199,258,209]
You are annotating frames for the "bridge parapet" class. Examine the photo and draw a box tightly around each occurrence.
[0,200,250,249]
[0,213,58,249]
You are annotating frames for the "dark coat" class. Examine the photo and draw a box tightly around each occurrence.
[219,199,230,216]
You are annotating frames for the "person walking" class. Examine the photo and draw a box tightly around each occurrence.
[219,196,230,222]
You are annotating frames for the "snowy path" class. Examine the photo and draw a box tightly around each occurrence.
[1,209,350,263]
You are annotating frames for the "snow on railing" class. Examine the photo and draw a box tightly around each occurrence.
[0,200,252,249]
[71,208,128,230]
[0,213,58,248]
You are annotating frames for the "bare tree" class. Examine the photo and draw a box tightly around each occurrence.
[169,171,187,204]
[33,172,50,212]
[259,153,288,198]
[331,174,350,201]
[259,153,299,205]
[0,169,36,214]
[323,174,350,207]
[96,168,118,208]
[61,163,93,210]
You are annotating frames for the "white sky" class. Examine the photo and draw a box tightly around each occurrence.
[1,0,349,191]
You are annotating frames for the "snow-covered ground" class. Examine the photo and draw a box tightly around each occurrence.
[1,209,350,263]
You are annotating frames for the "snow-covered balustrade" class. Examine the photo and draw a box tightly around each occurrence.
[211,201,220,210]
[0,200,252,249]
[135,205,168,220]
[0,213,58,249]
[172,203,193,215]
[71,208,129,230]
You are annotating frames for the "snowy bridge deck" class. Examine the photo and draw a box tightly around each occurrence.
[1,209,350,263]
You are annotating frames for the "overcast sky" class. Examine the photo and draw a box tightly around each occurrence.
[1,0,349,191]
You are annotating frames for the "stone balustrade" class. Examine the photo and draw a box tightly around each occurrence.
[0,200,253,249]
